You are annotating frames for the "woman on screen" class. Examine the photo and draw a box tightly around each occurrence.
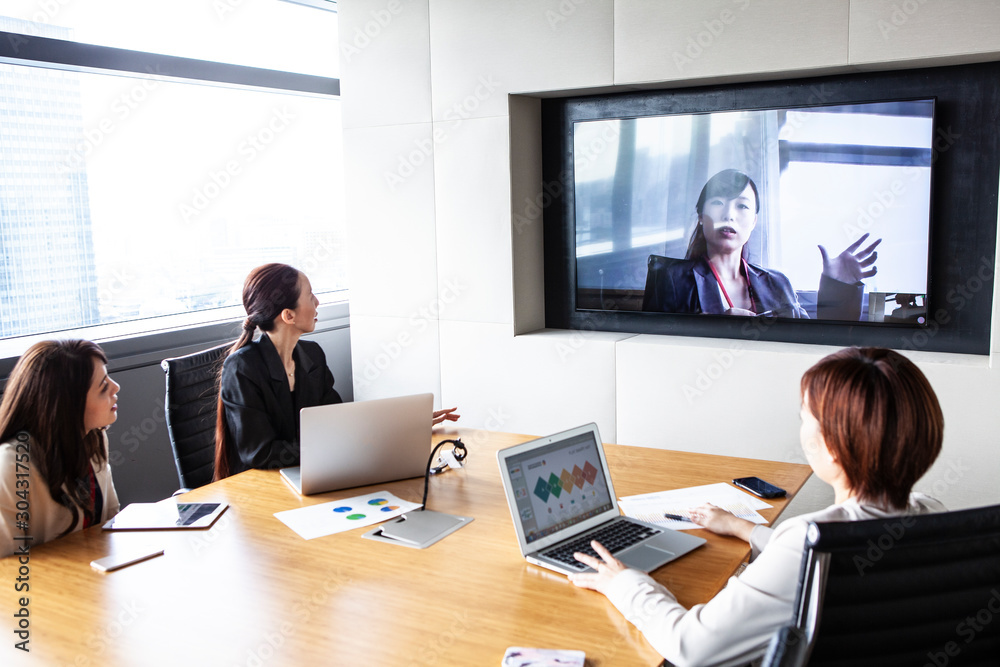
[214,263,458,480]
[569,347,945,665]
[0,340,121,557]
[641,169,880,319]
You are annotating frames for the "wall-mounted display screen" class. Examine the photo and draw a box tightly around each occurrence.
[541,61,1000,354]
[573,100,934,325]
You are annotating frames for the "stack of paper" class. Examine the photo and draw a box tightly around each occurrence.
[619,482,772,530]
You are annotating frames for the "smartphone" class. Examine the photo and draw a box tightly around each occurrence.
[90,547,164,572]
[732,476,786,499]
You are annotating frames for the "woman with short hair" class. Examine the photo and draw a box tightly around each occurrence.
[570,347,945,666]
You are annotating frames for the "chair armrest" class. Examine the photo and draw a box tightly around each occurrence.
[761,624,808,667]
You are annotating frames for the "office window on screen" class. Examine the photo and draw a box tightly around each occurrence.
[0,2,343,342]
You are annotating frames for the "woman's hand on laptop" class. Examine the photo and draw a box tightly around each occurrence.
[432,407,460,425]
[569,541,628,594]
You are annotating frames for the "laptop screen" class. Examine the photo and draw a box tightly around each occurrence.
[502,430,614,544]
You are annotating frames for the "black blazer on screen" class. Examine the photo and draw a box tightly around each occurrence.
[642,255,862,321]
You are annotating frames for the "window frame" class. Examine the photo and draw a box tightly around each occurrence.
[0,22,346,378]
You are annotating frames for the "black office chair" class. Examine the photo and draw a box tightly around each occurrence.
[761,503,1000,667]
[161,343,231,491]
[641,254,679,311]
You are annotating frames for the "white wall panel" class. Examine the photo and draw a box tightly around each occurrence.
[616,335,823,460]
[615,0,851,85]
[440,322,632,441]
[849,0,1000,66]
[434,115,515,324]
[908,353,1000,511]
[344,123,440,319]
[428,0,614,121]
[616,334,1000,510]
[339,0,433,129]
[350,314,443,407]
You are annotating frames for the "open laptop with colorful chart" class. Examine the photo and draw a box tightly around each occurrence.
[496,423,705,575]
[280,393,433,496]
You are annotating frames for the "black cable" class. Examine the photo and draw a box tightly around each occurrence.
[420,438,466,510]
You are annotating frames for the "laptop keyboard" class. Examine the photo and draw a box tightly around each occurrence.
[543,519,661,570]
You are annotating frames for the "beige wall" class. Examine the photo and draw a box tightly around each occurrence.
[340,0,1000,511]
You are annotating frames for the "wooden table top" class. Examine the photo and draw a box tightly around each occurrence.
[1,428,811,666]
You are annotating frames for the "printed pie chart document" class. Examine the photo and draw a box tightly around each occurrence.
[274,490,420,540]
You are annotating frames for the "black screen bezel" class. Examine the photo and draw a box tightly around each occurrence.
[542,61,1000,355]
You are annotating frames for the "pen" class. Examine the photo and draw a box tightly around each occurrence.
[664,513,692,522]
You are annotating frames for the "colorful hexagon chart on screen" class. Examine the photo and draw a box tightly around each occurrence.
[534,477,551,502]
[531,460,603,505]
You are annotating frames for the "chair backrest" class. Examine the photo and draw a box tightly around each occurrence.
[787,504,1000,667]
[160,343,231,490]
[642,254,683,311]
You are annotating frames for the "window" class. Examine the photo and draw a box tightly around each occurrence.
[0,0,338,78]
[775,106,933,295]
[0,3,343,350]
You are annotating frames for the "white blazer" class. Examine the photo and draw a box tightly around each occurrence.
[604,494,945,667]
[0,431,120,558]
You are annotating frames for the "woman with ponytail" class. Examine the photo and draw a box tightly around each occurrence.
[214,263,343,480]
[215,263,460,480]
[0,340,121,556]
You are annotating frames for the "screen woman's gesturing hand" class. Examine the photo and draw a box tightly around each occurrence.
[818,232,881,283]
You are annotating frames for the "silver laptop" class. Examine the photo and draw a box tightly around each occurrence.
[280,393,433,495]
[497,423,705,575]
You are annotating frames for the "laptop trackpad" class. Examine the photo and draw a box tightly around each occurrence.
[621,545,675,572]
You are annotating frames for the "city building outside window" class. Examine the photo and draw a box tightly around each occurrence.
[0,2,344,353]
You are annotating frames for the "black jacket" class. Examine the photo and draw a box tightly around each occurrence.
[220,334,342,474]
[641,255,862,320]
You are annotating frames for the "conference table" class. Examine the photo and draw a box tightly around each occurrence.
[1,428,811,666]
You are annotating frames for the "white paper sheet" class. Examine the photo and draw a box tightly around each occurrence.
[274,491,421,540]
[618,482,772,530]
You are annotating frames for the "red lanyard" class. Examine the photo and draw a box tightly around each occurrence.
[707,259,756,312]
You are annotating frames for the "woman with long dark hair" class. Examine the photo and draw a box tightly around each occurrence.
[0,340,121,556]
[214,263,342,480]
[643,169,880,319]
[215,263,458,480]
